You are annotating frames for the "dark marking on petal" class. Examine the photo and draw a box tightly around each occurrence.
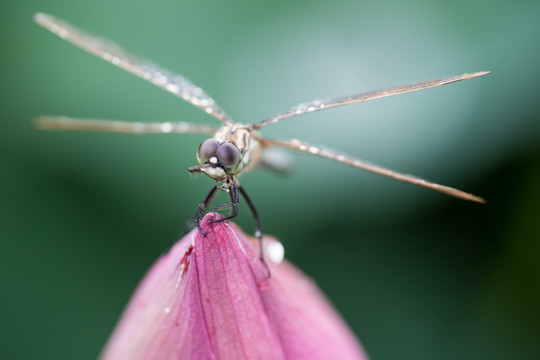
[180,244,194,275]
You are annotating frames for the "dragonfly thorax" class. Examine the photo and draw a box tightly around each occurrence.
[216,123,261,173]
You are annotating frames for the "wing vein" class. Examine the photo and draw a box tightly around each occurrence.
[253,72,489,129]
[259,137,485,203]
[34,12,231,123]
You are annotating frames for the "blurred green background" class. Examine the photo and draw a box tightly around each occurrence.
[1,0,539,359]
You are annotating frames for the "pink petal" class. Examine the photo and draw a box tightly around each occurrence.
[100,214,368,360]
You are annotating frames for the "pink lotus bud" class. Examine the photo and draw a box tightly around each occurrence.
[100,213,368,360]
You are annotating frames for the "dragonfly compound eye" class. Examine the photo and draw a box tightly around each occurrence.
[197,139,219,164]
[216,142,244,174]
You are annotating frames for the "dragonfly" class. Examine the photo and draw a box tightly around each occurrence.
[34,13,488,271]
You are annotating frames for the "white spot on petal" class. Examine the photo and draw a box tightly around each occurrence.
[267,239,285,265]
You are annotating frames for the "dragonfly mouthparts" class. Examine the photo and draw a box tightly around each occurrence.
[188,164,228,181]
[188,165,204,174]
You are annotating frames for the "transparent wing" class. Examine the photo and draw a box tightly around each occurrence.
[35,116,218,135]
[34,13,231,123]
[258,137,485,203]
[253,72,489,129]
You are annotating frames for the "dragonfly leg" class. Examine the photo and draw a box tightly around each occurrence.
[209,181,239,222]
[238,185,271,278]
[195,184,218,235]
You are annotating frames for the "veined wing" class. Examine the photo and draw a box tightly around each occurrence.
[34,13,231,123]
[259,137,485,203]
[35,116,218,135]
[253,72,489,129]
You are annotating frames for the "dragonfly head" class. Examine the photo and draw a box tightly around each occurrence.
[188,138,244,182]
